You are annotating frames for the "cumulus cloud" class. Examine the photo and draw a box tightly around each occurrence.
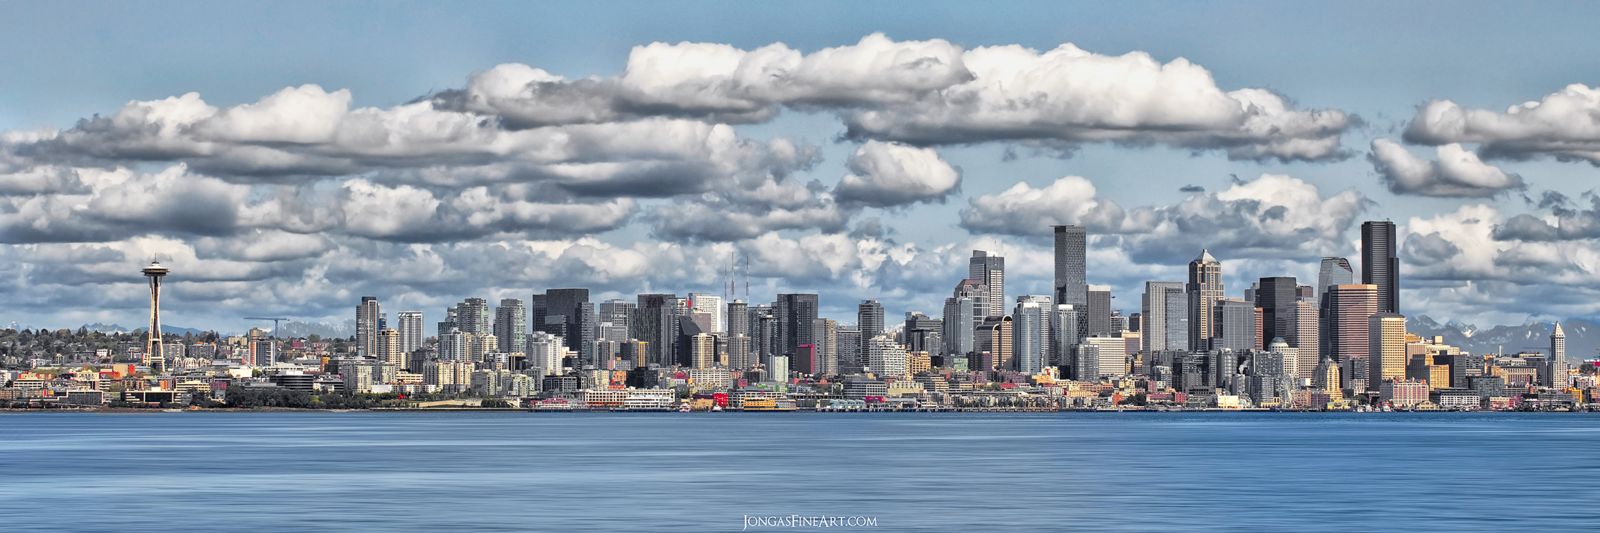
[1404,83,1600,164]
[961,173,1369,264]
[1492,192,1600,241]
[833,141,960,207]
[1368,138,1524,197]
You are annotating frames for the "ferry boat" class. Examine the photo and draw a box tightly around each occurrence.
[742,397,798,412]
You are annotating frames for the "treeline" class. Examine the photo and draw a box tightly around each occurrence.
[223,387,410,409]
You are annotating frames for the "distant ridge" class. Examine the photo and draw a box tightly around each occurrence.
[1409,315,1596,359]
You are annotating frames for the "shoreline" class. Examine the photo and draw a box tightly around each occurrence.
[2,407,1590,414]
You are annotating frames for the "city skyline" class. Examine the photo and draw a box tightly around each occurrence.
[6,2,1600,332]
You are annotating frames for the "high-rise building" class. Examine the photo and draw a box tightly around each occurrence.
[634,294,679,367]
[775,293,820,358]
[977,316,1014,371]
[688,293,723,333]
[1013,296,1051,374]
[1054,225,1088,307]
[378,328,402,367]
[726,300,749,338]
[811,318,839,376]
[1141,281,1186,353]
[1212,298,1255,352]
[543,289,592,361]
[1085,285,1113,337]
[1187,249,1224,351]
[396,311,423,357]
[356,296,380,358]
[1367,313,1406,391]
[598,299,635,342]
[1362,221,1399,314]
[1083,336,1127,378]
[1051,305,1079,368]
[456,297,490,335]
[858,299,885,354]
[866,335,909,378]
[1325,284,1379,362]
[1256,277,1298,349]
[1318,257,1354,297]
[1549,322,1566,388]
[942,295,976,358]
[525,331,564,376]
[837,327,863,374]
[903,312,942,357]
[1291,300,1318,382]
[969,250,1006,318]
[689,333,716,369]
[726,300,752,370]
[493,298,526,354]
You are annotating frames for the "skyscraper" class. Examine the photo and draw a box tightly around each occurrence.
[1054,225,1088,307]
[1257,277,1298,348]
[726,300,751,370]
[1325,284,1378,362]
[1051,304,1080,368]
[493,298,526,354]
[1013,296,1052,374]
[1318,257,1354,297]
[977,315,1014,371]
[544,288,591,359]
[775,293,819,358]
[1085,285,1113,337]
[969,250,1006,318]
[396,311,423,357]
[1291,300,1318,382]
[858,299,885,352]
[456,297,490,335]
[356,296,380,358]
[811,318,839,376]
[1550,322,1567,388]
[1367,313,1406,391]
[1141,282,1186,353]
[1361,221,1399,314]
[635,294,679,367]
[1187,249,1224,351]
[1212,298,1255,352]
[688,293,723,333]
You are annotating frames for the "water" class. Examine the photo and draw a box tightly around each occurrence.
[2,412,1596,532]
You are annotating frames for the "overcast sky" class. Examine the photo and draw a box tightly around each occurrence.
[3,0,1600,332]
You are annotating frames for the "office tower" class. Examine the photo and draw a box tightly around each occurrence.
[972,315,1011,369]
[1052,305,1079,367]
[725,300,751,369]
[142,261,169,373]
[866,335,909,378]
[396,311,423,356]
[942,295,976,358]
[903,312,942,356]
[688,293,723,333]
[689,333,716,369]
[493,298,526,354]
[543,288,591,357]
[634,294,679,367]
[525,331,563,376]
[1212,298,1255,352]
[441,329,469,361]
[1083,336,1127,378]
[378,328,402,367]
[1054,225,1088,307]
[456,297,490,335]
[1070,344,1100,381]
[436,306,458,340]
[1314,356,1343,402]
[1012,296,1051,374]
[1361,221,1399,313]
[1254,307,1265,351]
[1256,277,1298,348]
[837,327,863,374]
[1141,282,1184,353]
[1325,284,1378,362]
[575,302,596,367]
[811,318,839,376]
[1187,249,1224,351]
[859,299,885,354]
[969,250,1006,317]
[1318,257,1354,296]
[775,293,820,358]
[754,308,777,371]
[1292,300,1319,382]
[598,299,635,342]
[1550,322,1567,387]
[356,296,380,358]
[1085,285,1112,337]
[1367,313,1406,391]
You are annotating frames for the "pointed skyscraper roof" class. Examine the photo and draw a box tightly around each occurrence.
[1195,248,1217,263]
[1553,322,1565,337]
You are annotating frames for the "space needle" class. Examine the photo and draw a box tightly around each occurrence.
[143,261,169,373]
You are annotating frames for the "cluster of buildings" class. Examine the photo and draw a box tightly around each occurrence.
[3,221,1597,411]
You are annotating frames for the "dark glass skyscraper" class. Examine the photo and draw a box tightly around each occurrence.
[1256,276,1298,346]
[775,293,819,358]
[1053,225,1087,307]
[1361,221,1399,314]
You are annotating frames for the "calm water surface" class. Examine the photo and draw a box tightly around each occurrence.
[2,412,1596,532]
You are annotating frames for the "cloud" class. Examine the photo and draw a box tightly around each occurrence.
[833,141,960,207]
[1404,83,1600,164]
[1491,192,1600,241]
[1368,138,1524,197]
[961,173,1369,265]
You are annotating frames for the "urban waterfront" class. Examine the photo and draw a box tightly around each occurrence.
[2,412,1595,532]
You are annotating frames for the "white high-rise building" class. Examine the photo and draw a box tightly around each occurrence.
[688,293,723,333]
[526,331,564,377]
[356,296,381,358]
[493,299,527,354]
[396,311,423,356]
[1012,296,1052,374]
[866,335,909,378]
[1142,281,1186,353]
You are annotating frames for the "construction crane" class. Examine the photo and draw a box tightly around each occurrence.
[244,317,290,339]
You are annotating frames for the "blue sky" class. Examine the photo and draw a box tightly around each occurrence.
[2,1,1600,332]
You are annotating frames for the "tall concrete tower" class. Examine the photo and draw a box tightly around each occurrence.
[142,261,169,373]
